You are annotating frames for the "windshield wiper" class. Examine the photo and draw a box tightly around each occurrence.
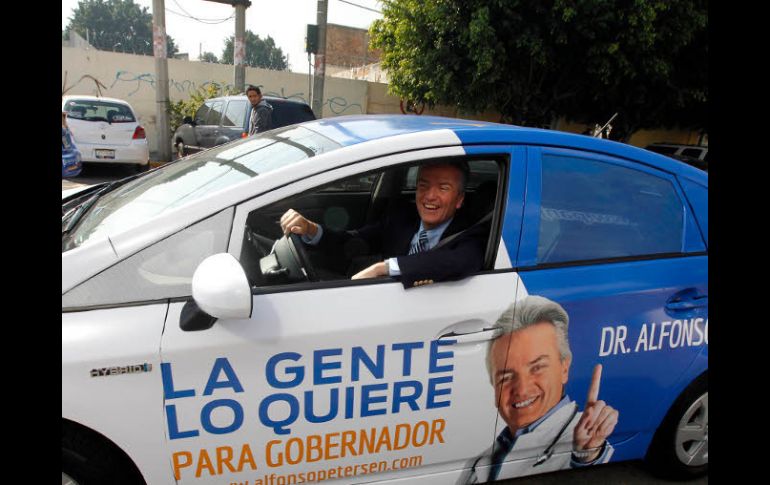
[61,171,146,236]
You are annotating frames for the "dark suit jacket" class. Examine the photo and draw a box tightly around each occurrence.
[318,202,488,288]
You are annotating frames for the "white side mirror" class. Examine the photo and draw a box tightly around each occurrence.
[192,253,252,319]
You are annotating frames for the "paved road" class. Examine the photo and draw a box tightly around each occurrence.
[61,164,708,484]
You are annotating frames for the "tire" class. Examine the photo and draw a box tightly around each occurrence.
[62,421,146,485]
[176,141,186,159]
[645,372,708,479]
[135,162,150,173]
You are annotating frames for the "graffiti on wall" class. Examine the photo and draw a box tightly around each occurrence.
[69,69,365,116]
[326,96,363,115]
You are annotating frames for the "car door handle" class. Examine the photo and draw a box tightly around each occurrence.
[436,319,501,344]
[438,328,501,344]
[666,295,708,311]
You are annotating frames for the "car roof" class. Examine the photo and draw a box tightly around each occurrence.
[214,94,310,106]
[302,115,707,184]
[62,95,133,106]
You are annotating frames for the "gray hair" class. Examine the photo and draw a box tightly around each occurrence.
[485,295,572,384]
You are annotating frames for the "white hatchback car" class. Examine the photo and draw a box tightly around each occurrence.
[62,95,150,171]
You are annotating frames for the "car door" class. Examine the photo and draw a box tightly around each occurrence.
[197,100,224,149]
[508,146,708,466]
[221,99,249,143]
[158,146,531,484]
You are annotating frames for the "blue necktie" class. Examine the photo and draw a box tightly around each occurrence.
[409,230,429,255]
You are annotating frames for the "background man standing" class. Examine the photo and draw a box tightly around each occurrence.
[247,85,273,135]
[459,295,619,483]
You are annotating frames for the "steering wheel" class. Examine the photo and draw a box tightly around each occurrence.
[287,233,318,282]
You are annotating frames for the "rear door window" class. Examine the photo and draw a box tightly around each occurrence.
[682,148,705,159]
[537,153,685,264]
[223,99,248,127]
[64,99,135,123]
[205,101,224,126]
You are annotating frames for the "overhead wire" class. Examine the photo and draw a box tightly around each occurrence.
[167,0,235,24]
[337,0,382,14]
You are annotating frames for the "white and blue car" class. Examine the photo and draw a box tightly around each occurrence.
[62,116,707,485]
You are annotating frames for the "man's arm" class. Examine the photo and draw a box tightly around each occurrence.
[395,222,487,288]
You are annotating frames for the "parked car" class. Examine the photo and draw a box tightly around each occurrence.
[646,143,708,161]
[62,95,150,172]
[63,116,707,485]
[61,125,82,178]
[172,95,316,158]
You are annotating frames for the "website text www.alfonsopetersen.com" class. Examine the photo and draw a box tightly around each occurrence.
[231,454,424,485]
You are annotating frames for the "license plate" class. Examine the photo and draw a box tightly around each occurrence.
[95,149,115,160]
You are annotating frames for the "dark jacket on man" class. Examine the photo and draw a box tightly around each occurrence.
[249,99,273,134]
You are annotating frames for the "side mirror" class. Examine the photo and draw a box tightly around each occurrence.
[183,116,195,125]
[191,253,252,320]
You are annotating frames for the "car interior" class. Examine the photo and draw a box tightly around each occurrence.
[238,158,505,289]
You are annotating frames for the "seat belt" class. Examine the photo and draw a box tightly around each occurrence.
[432,211,493,250]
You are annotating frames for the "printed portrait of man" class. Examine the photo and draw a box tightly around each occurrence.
[458,295,619,483]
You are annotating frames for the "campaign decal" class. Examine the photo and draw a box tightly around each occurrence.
[162,339,456,482]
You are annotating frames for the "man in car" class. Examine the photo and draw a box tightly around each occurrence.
[458,295,619,483]
[279,160,488,288]
[247,85,273,134]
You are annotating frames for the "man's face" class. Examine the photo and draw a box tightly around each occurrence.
[490,322,571,432]
[415,164,465,230]
[247,90,261,106]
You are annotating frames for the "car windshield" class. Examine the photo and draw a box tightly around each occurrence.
[64,99,136,123]
[62,124,341,252]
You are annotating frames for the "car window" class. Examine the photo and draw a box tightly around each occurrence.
[646,145,677,155]
[537,154,684,264]
[404,159,498,190]
[62,209,233,309]
[223,99,248,127]
[64,99,136,123]
[195,102,212,125]
[682,148,705,158]
[205,101,224,126]
[239,158,501,289]
[320,173,379,192]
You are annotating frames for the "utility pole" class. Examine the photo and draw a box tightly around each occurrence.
[206,1,251,92]
[312,0,328,118]
[234,1,246,91]
[151,0,171,162]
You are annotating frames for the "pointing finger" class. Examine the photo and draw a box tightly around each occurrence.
[586,364,602,404]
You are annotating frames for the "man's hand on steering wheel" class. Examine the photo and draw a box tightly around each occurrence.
[280,209,318,238]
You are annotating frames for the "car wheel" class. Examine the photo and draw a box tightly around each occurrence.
[645,373,708,479]
[62,422,145,485]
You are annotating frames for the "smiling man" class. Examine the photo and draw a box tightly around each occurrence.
[458,296,619,483]
[279,160,489,288]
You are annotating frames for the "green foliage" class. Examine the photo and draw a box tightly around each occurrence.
[220,31,288,70]
[167,83,238,133]
[199,51,219,63]
[64,0,179,58]
[371,0,707,140]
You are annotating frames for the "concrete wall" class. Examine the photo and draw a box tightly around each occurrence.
[63,46,704,158]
